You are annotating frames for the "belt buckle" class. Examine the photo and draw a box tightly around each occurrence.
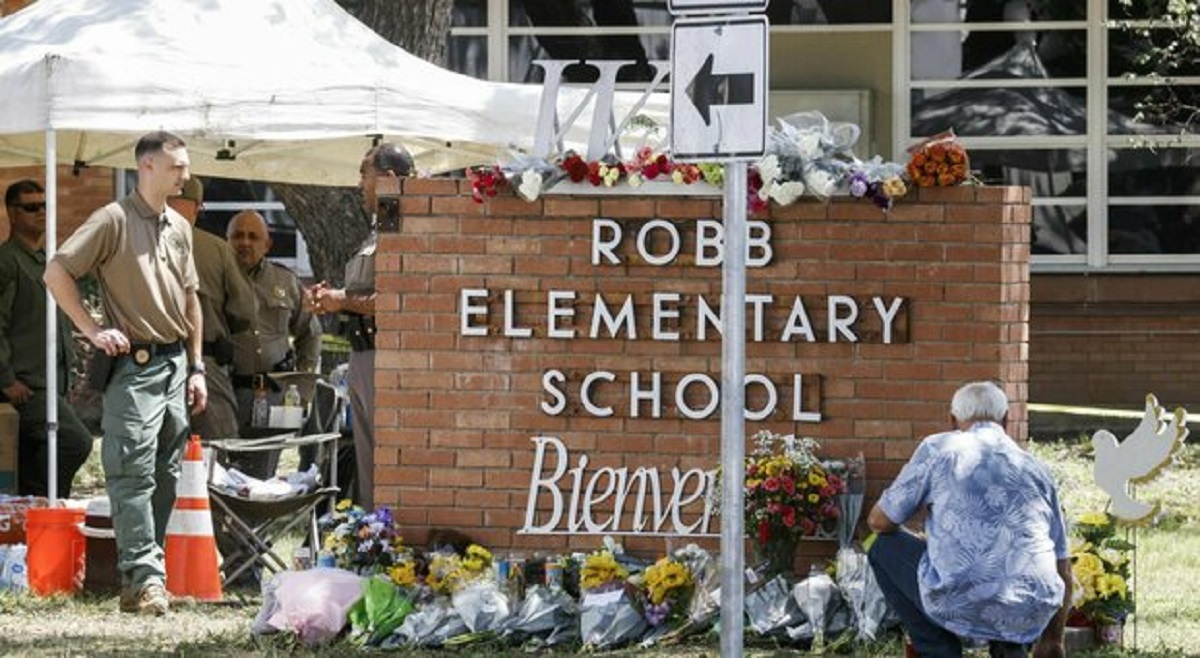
[133,347,152,366]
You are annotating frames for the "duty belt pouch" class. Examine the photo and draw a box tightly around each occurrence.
[214,339,235,366]
[343,314,376,351]
[87,351,115,392]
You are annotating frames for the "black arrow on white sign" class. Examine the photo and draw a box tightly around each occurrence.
[685,53,755,126]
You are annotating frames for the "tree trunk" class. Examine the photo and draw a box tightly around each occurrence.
[271,0,453,285]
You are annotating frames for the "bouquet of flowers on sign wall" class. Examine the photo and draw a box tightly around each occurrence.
[1069,511,1135,626]
[905,130,971,188]
[745,430,846,545]
[470,110,917,210]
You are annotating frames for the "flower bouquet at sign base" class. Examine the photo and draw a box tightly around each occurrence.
[578,548,647,649]
[905,129,971,187]
[738,431,846,575]
[635,556,694,631]
[1069,511,1135,633]
[317,499,406,576]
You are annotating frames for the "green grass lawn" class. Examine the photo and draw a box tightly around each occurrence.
[44,437,1200,656]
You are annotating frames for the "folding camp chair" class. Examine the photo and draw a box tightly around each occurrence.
[205,379,345,589]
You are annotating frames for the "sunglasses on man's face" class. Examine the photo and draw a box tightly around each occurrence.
[17,202,46,213]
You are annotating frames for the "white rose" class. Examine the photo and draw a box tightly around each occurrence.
[796,133,823,160]
[757,154,781,185]
[804,167,837,198]
[768,180,806,206]
[517,170,543,201]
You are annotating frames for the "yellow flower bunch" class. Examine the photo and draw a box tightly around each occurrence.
[426,553,464,596]
[643,557,693,606]
[1069,511,1135,624]
[388,561,418,588]
[581,550,628,592]
[460,544,493,576]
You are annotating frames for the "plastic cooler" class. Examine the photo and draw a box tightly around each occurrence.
[79,497,119,595]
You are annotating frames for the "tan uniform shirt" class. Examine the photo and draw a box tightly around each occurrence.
[233,259,321,375]
[194,230,255,343]
[52,191,198,343]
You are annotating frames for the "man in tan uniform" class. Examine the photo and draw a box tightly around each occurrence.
[45,131,206,616]
[167,178,255,441]
[226,210,321,473]
[309,142,413,512]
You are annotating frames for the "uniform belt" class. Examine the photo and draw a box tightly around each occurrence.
[127,341,183,366]
[232,373,280,391]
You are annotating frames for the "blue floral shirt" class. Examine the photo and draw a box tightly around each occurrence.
[877,421,1069,644]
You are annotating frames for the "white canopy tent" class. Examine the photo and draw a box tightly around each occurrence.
[0,0,668,500]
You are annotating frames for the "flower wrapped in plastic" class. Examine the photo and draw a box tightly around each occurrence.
[497,582,580,647]
[388,597,470,648]
[638,556,694,627]
[905,130,971,187]
[578,549,647,649]
[317,500,406,576]
[745,573,805,637]
[847,157,908,211]
[426,544,512,635]
[786,566,851,651]
[346,574,417,647]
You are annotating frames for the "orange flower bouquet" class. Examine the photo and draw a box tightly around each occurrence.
[905,130,970,187]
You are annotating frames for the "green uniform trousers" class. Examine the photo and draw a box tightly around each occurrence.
[101,352,189,590]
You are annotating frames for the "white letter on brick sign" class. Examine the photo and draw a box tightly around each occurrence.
[696,220,723,267]
[581,371,616,417]
[460,288,489,336]
[541,369,567,416]
[793,373,822,422]
[872,296,905,344]
[747,220,773,267]
[592,218,622,265]
[828,295,860,343]
[582,467,621,533]
[638,219,681,266]
[503,289,533,338]
[670,467,712,534]
[523,436,568,533]
[547,290,577,339]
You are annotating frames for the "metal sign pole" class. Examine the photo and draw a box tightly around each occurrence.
[719,160,747,658]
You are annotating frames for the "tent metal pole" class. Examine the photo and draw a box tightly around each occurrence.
[45,128,59,504]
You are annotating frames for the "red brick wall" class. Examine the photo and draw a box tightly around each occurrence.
[1030,274,1200,414]
[1,165,116,242]
[373,180,1031,559]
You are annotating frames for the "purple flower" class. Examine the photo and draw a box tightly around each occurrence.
[848,171,869,198]
[645,601,671,626]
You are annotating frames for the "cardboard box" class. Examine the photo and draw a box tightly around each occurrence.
[0,403,16,494]
[0,495,48,545]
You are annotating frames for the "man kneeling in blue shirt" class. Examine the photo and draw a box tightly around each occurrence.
[867,381,1070,658]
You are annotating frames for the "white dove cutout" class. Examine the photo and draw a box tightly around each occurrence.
[1092,394,1188,523]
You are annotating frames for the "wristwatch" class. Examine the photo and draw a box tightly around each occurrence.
[188,362,207,376]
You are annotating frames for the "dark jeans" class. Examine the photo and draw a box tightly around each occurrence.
[867,532,1029,658]
[16,390,94,499]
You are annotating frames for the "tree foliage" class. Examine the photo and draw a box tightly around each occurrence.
[1114,0,1200,133]
[270,0,453,285]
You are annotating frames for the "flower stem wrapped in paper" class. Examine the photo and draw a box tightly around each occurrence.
[656,544,720,645]
[905,130,971,187]
[497,572,580,648]
[578,548,648,649]
[448,545,512,636]
[346,574,417,647]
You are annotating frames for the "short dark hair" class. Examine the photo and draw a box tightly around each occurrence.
[367,142,414,177]
[134,130,187,162]
[5,179,44,208]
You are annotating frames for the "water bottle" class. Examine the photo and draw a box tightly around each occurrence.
[252,387,270,428]
[283,384,302,407]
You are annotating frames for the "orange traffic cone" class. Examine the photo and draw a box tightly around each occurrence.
[165,435,223,601]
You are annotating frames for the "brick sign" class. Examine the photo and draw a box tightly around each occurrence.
[374,182,1030,555]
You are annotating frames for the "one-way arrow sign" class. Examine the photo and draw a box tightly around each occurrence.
[686,53,756,125]
[671,16,768,160]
